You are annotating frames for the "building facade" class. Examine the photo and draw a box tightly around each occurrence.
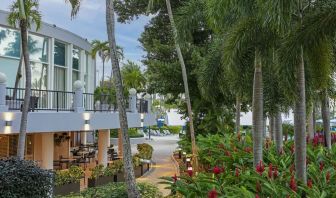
[0,10,156,170]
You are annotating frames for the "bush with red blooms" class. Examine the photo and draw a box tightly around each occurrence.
[161,134,336,197]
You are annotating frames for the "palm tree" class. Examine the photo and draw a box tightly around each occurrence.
[121,60,146,91]
[8,0,41,159]
[66,1,140,197]
[91,40,110,87]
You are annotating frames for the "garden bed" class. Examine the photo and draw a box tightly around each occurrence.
[54,182,80,196]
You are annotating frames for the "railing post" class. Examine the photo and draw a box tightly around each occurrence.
[56,92,59,112]
[144,93,152,114]
[73,80,84,113]
[0,73,8,112]
[129,88,137,113]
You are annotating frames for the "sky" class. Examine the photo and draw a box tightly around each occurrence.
[0,0,150,81]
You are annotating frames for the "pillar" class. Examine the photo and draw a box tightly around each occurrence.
[128,88,137,113]
[98,130,109,167]
[41,133,54,170]
[73,80,84,112]
[118,129,123,157]
[144,93,152,113]
[0,73,8,112]
[80,132,87,145]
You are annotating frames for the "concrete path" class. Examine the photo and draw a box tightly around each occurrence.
[135,135,179,196]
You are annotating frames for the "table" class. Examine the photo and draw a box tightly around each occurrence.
[59,158,77,169]
[77,150,90,158]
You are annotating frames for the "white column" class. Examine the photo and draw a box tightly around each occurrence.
[41,133,54,170]
[49,38,55,109]
[0,73,8,112]
[128,88,137,113]
[98,130,109,167]
[67,44,73,92]
[73,80,84,112]
[80,132,87,145]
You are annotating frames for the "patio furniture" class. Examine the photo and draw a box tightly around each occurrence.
[59,158,77,169]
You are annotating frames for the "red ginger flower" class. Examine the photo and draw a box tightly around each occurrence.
[255,195,260,198]
[319,161,324,171]
[326,171,331,183]
[290,176,297,192]
[172,174,177,183]
[187,169,193,177]
[213,166,221,175]
[208,188,218,198]
[235,168,239,177]
[273,166,278,178]
[268,163,273,179]
[256,160,265,175]
[307,179,313,188]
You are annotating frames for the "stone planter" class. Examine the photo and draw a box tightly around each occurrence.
[88,176,114,187]
[134,165,143,178]
[114,171,125,182]
[54,182,80,196]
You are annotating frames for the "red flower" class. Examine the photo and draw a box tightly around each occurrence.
[290,164,295,174]
[268,163,273,179]
[213,166,221,175]
[235,168,239,177]
[313,135,319,146]
[208,188,218,198]
[290,176,297,192]
[319,162,324,171]
[187,169,193,177]
[273,166,278,178]
[225,151,232,157]
[256,181,261,192]
[256,160,265,175]
[255,195,260,198]
[307,179,313,188]
[172,174,177,183]
[326,171,331,183]
[244,147,252,153]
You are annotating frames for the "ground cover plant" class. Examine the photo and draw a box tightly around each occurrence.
[163,133,336,197]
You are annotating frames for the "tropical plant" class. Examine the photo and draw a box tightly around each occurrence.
[8,0,41,159]
[121,60,146,91]
[91,40,110,87]
[55,166,84,186]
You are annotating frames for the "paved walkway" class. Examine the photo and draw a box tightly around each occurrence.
[135,135,179,196]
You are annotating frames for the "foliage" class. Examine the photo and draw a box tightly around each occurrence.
[55,166,84,186]
[0,158,53,198]
[121,60,146,91]
[60,182,163,198]
[136,143,154,160]
[163,134,336,197]
[110,128,144,138]
[89,165,104,179]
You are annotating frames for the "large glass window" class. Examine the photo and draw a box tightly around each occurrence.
[31,62,48,90]
[72,47,80,87]
[54,41,66,66]
[0,26,21,58]
[29,34,48,63]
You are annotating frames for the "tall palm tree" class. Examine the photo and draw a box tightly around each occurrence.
[121,60,146,91]
[66,1,140,197]
[8,0,41,159]
[91,40,110,87]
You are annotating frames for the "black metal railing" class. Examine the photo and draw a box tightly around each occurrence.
[5,87,150,113]
[6,87,74,112]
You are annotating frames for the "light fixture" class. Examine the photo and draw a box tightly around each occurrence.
[84,119,90,125]
[182,152,186,155]
[5,121,12,127]
[186,158,191,162]
[187,167,193,171]
[129,88,137,95]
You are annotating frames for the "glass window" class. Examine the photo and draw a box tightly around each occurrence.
[31,62,48,90]
[54,41,66,66]
[54,66,66,91]
[72,47,80,70]
[29,34,48,63]
[0,26,21,58]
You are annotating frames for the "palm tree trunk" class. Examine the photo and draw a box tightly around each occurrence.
[13,55,23,99]
[17,18,31,159]
[321,89,331,149]
[165,0,198,169]
[307,105,314,140]
[269,116,274,140]
[235,94,241,134]
[275,112,283,153]
[106,1,140,197]
[294,45,307,183]
[252,49,263,166]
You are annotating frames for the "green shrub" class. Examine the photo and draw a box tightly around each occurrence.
[89,165,104,179]
[62,182,163,198]
[136,143,153,160]
[110,128,144,138]
[55,166,84,186]
[0,157,53,198]
[167,126,182,134]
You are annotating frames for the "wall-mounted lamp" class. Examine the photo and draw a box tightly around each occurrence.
[84,120,90,125]
[5,121,12,127]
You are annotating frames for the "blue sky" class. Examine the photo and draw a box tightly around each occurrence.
[0,0,150,79]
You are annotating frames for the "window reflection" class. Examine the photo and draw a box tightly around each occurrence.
[72,47,80,70]
[0,27,21,58]
[54,41,66,66]
[31,62,48,90]
[29,34,48,63]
